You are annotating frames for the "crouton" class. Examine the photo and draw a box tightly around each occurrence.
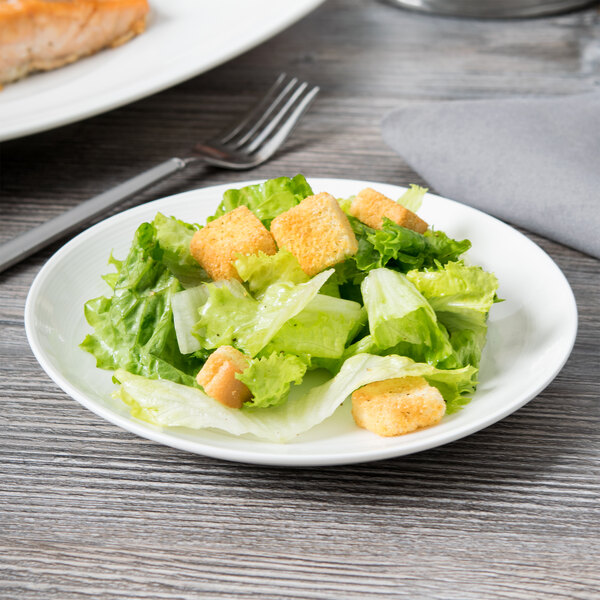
[351,376,445,437]
[350,188,428,233]
[270,192,358,277]
[196,345,251,409]
[190,206,277,281]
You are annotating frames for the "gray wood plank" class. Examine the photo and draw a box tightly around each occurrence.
[1,0,599,598]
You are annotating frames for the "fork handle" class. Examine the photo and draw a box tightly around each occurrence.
[0,157,192,275]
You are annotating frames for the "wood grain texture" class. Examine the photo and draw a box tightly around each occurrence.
[1,0,599,598]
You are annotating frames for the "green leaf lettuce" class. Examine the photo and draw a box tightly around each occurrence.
[352,217,471,274]
[152,213,209,288]
[210,174,313,227]
[406,261,499,367]
[80,222,204,387]
[237,353,307,409]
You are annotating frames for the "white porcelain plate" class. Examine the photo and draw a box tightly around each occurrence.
[25,178,578,466]
[0,0,324,141]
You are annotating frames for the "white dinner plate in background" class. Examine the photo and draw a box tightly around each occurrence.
[0,0,324,141]
[25,178,578,466]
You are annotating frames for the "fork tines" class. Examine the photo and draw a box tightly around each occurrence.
[218,73,320,158]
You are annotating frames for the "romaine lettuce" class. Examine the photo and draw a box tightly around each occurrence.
[80,222,204,386]
[397,184,428,212]
[234,249,308,296]
[264,293,366,359]
[82,176,496,443]
[237,353,307,408]
[191,279,257,351]
[210,174,313,227]
[351,216,471,274]
[171,285,209,354]
[194,270,333,357]
[407,261,499,367]
[115,353,476,442]
[152,213,209,288]
[406,261,498,326]
[361,268,455,365]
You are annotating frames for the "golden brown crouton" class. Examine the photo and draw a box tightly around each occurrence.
[270,192,358,277]
[190,206,277,281]
[350,188,428,233]
[196,345,251,409]
[351,376,445,437]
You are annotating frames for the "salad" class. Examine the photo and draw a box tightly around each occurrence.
[80,175,499,443]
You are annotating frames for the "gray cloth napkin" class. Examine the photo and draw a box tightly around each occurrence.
[382,92,600,258]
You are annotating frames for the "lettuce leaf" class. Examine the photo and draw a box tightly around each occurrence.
[361,268,455,365]
[234,249,308,296]
[446,329,487,371]
[210,174,313,227]
[406,261,499,328]
[406,261,499,367]
[152,213,209,288]
[101,253,122,289]
[80,222,204,386]
[337,196,353,215]
[192,279,257,351]
[321,260,366,303]
[194,270,333,357]
[351,216,471,274]
[237,353,307,408]
[264,293,366,359]
[114,353,476,442]
[397,184,428,212]
[171,285,209,354]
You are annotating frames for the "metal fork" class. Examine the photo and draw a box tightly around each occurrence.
[0,73,319,274]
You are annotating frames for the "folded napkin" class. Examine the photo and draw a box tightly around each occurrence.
[382,92,600,259]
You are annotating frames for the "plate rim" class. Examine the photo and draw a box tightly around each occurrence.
[25,177,578,466]
[0,0,325,141]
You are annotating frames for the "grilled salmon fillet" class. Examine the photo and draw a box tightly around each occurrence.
[0,0,150,86]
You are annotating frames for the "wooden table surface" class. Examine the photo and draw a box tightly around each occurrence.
[1,1,599,598]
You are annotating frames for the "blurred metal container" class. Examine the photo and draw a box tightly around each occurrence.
[385,0,597,17]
